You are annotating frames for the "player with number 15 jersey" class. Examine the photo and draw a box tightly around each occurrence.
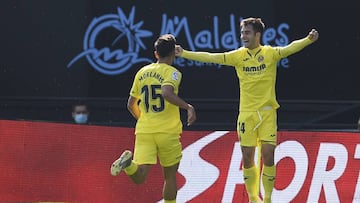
[130,63,183,135]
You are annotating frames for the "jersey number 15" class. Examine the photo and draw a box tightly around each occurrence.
[141,85,165,112]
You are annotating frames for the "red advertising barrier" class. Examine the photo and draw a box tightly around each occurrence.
[0,119,359,203]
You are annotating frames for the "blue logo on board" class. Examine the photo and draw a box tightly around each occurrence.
[67,7,153,75]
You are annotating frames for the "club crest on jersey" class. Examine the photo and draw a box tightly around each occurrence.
[172,71,179,81]
[258,55,264,62]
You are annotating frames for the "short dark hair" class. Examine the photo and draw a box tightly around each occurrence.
[240,17,265,34]
[154,34,176,58]
[72,101,88,112]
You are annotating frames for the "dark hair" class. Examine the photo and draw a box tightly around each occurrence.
[72,101,88,112]
[240,17,265,34]
[154,34,176,58]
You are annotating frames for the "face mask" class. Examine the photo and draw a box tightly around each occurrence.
[74,114,88,124]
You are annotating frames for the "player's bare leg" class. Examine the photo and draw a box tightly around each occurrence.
[127,164,151,184]
[162,163,180,202]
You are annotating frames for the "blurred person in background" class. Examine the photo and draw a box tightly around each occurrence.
[72,102,90,124]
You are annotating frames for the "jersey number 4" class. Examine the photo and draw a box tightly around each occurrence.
[239,122,245,134]
[141,85,165,112]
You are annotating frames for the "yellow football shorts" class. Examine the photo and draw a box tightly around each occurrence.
[237,108,277,146]
[133,133,182,167]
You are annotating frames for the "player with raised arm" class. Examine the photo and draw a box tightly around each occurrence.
[175,17,319,203]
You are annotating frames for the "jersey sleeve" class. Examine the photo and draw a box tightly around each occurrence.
[182,49,242,67]
[275,37,313,59]
[129,72,141,98]
[162,67,182,89]
[223,48,244,67]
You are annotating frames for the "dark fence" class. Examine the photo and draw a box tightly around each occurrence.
[1,97,359,131]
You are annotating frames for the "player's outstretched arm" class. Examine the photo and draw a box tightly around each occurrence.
[279,28,319,57]
[175,44,227,65]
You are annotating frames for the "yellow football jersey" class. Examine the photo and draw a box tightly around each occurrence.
[130,63,183,134]
[182,37,313,111]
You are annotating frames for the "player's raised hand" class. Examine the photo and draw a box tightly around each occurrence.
[308,29,319,42]
[175,45,183,57]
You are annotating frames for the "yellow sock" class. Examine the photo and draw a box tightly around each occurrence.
[262,165,276,203]
[124,161,138,176]
[164,200,176,203]
[243,166,260,202]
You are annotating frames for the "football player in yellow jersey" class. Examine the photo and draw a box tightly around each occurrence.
[111,34,196,203]
[175,17,319,203]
